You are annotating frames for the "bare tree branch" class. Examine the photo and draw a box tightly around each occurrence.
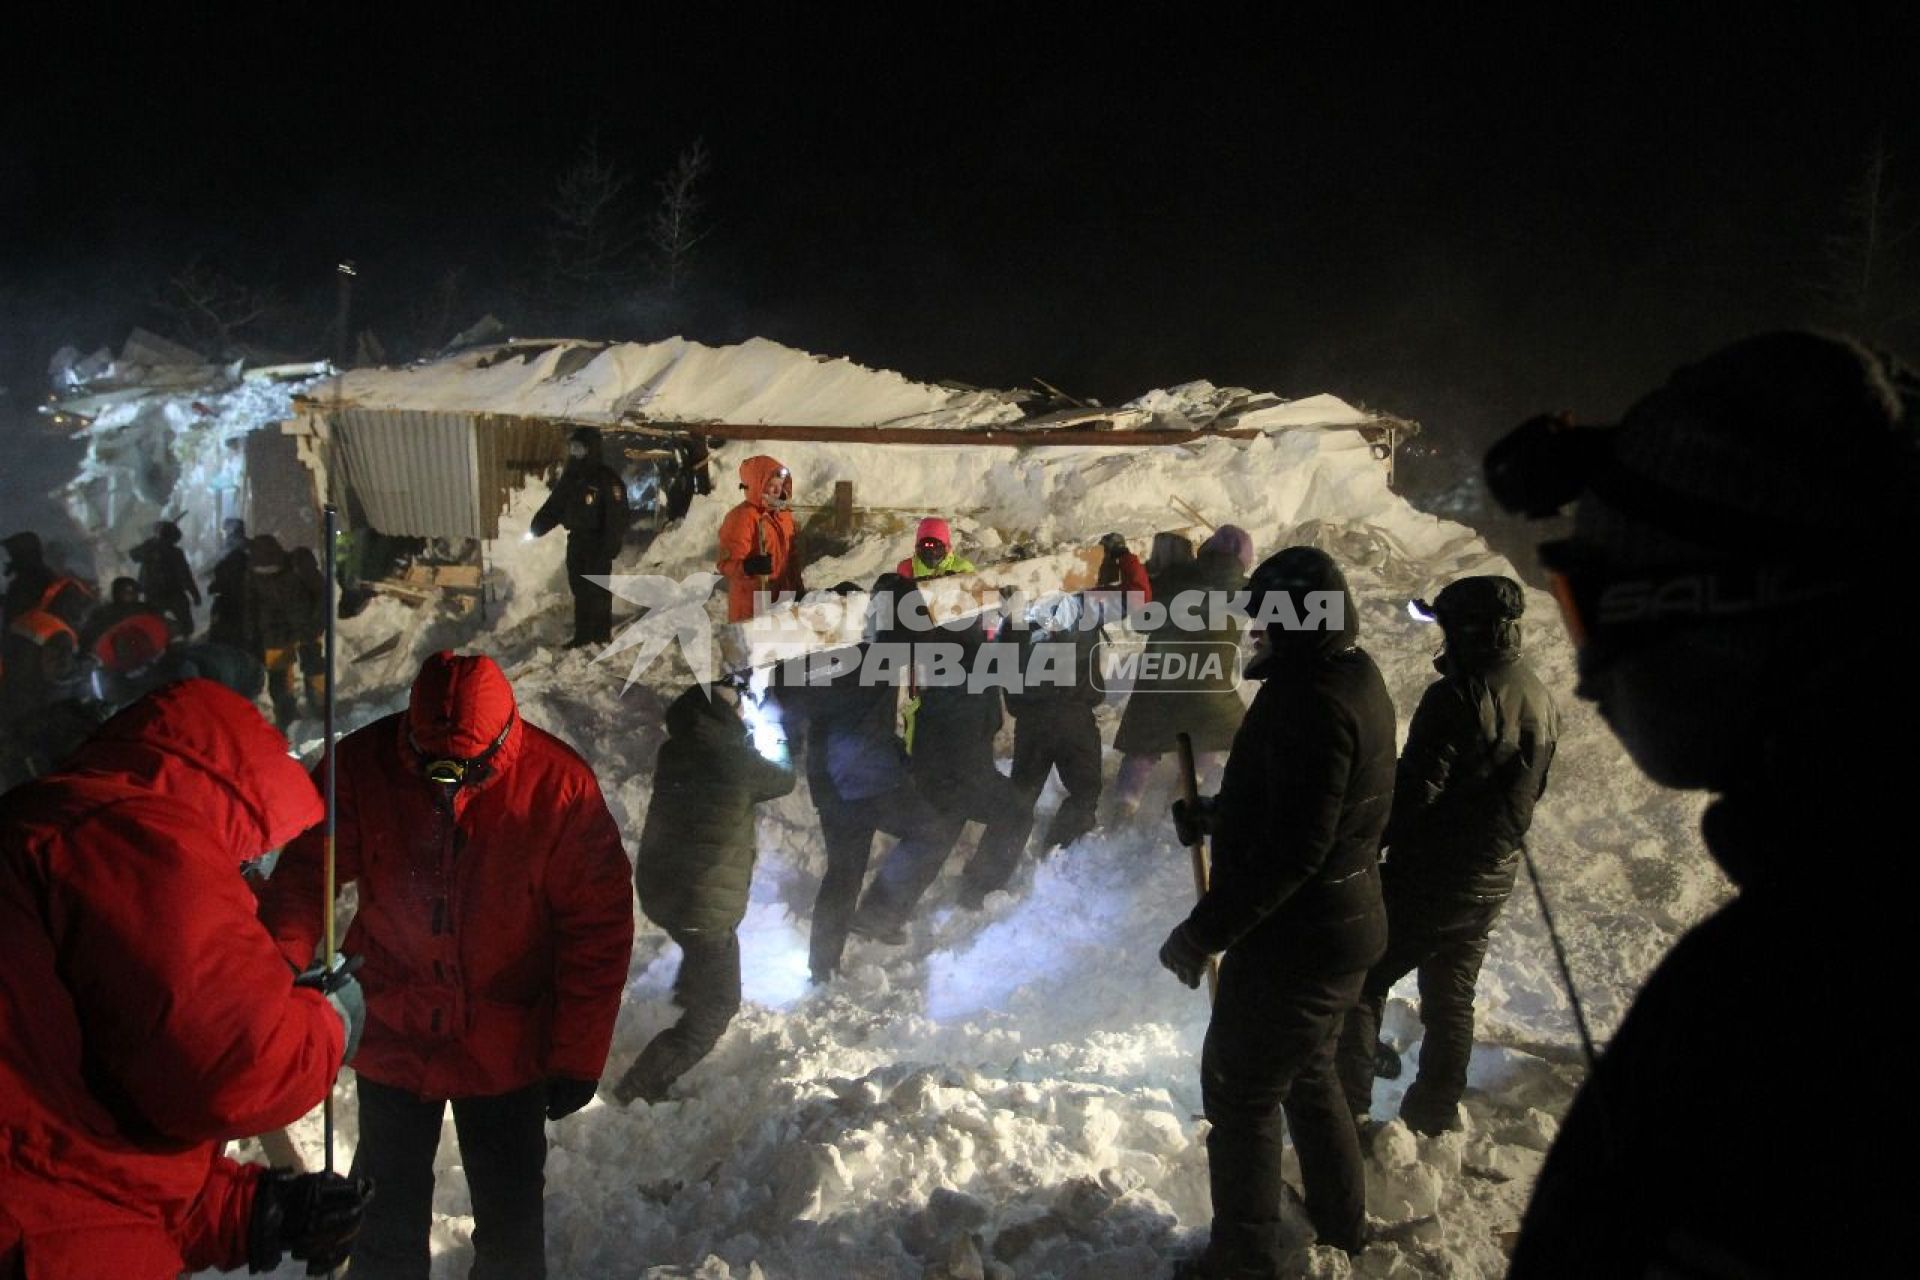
[650,138,712,295]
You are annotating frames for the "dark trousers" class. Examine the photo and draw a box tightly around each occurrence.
[860,767,1033,923]
[1202,952,1369,1269]
[619,928,741,1098]
[350,1076,549,1280]
[1008,704,1102,858]
[154,589,195,639]
[809,784,943,980]
[1336,890,1503,1131]
[566,542,614,644]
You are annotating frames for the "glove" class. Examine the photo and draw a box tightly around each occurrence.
[247,1169,375,1275]
[741,552,774,577]
[1170,795,1217,847]
[294,955,365,1066]
[545,1076,599,1120]
[1158,922,1212,990]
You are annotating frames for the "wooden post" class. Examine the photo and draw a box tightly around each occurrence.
[832,480,854,535]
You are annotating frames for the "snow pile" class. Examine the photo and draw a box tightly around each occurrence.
[57,374,316,579]
[315,336,1028,428]
[173,341,1727,1278]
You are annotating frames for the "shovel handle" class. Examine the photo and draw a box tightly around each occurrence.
[1174,732,1221,1001]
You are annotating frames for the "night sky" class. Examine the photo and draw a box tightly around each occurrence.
[6,5,1917,482]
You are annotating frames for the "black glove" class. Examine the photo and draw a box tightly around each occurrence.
[546,1076,598,1120]
[294,954,365,1066]
[1158,922,1212,990]
[1170,795,1217,847]
[248,1169,375,1275]
[741,552,774,577]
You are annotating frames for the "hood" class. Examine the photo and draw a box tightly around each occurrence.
[569,426,606,464]
[915,516,954,549]
[1433,574,1524,669]
[738,455,789,507]
[63,678,321,857]
[665,682,749,744]
[1200,524,1254,572]
[1245,546,1360,677]
[248,535,290,573]
[405,651,522,768]
[4,530,45,569]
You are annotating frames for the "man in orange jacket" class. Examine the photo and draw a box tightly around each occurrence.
[716,455,805,621]
[1,680,369,1279]
[259,651,633,1279]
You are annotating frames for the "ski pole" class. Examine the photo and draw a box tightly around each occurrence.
[322,504,339,1178]
[1519,840,1597,1070]
[1174,731,1220,1001]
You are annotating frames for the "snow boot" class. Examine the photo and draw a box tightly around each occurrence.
[849,914,908,946]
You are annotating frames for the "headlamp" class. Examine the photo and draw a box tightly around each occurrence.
[1406,598,1437,624]
[413,712,515,787]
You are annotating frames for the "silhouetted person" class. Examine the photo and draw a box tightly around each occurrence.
[1492,332,1914,1276]
[130,519,201,638]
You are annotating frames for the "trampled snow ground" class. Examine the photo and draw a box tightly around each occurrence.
[26,343,1723,1278]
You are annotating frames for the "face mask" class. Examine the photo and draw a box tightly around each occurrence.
[918,539,946,563]
[763,469,792,509]
[569,443,589,461]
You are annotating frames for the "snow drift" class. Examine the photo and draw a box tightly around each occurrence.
[56,337,1724,1279]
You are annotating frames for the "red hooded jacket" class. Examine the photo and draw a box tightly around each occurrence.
[259,653,634,1100]
[716,455,804,621]
[0,680,343,1279]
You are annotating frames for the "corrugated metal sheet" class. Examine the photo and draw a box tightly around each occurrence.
[476,414,570,535]
[325,411,655,541]
[333,409,483,539]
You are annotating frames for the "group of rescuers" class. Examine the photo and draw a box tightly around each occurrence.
[2,331,1904,1278]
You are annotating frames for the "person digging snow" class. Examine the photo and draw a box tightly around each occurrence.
[991,590,1107,875]
[1109,524,1254,821]
[716,454,805,622]
[613,676,796,1104]
[0,680,371,1279]
[1492,331,1915,1277]
[1334,574,1560,1138]
[774,577,949,984]
[1160,546,1394,1271]
[258,651,634,1279]
[531,426,630,647]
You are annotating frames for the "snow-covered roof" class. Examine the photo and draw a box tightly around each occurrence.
[302,335,1401,437]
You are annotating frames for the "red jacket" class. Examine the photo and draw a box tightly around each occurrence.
[1099,549,1153,601]
[260,654,634,1100]
[0,680,342,1279]
[716,455,803,621]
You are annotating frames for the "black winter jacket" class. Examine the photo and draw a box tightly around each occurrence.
[1184,560,1394,975]
[1006,619,1104,714]
[777,646,911,806]
[131,539,199,605]
[1383,649,1559,902]
[532,448,628,562]
[634,686,795,935]
[908,635,1015,809]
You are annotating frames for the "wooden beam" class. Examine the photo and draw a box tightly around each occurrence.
[608,421,1276,448]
